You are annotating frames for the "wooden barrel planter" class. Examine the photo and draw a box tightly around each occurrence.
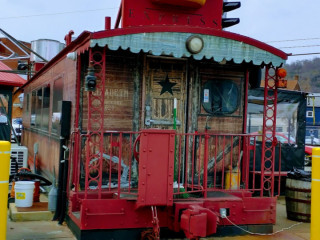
[285,178,311,223]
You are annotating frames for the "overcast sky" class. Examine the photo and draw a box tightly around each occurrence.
[1,0,320,64]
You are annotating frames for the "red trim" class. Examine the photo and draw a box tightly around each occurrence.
[0,81,24,87]
[92,26,287,60]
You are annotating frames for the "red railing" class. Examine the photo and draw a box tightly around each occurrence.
[70,131,140,200]
[69,130,279,201]
[173,133,259,197]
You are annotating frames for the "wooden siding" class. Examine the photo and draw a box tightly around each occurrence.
[81,52,136,131]
[197,66,245,134]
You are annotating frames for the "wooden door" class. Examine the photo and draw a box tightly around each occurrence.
[144,58,187,132]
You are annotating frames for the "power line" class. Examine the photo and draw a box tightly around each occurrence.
[0,8,118,20]
[289,52,320,56]
[267,37,320,43]
[279,44,320,49]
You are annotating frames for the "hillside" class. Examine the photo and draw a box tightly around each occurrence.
[284,57,320,92]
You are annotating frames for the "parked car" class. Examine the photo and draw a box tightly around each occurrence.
[250,131,296,144]
[305,136,320,145]
[11,118,22,142]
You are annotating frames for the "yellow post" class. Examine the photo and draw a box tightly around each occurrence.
[311,147,320,239]
[0,141,10,240]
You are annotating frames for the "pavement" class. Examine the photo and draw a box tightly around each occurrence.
[6,197,310,240]
[7,219,76,240]
[6,194,76,240]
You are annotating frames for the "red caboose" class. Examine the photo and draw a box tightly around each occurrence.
[21,0,288,239]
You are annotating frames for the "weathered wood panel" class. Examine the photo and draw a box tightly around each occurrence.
[197,65,245,134]
[81,52,137,132]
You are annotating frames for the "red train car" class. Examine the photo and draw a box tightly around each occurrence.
[21,0,288,239]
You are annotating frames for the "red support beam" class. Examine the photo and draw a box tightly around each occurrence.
[261,65,278,197]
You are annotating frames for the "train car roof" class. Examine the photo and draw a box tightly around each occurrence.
[21,27,288,89]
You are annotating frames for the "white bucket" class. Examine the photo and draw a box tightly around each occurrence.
[14,181,35,207]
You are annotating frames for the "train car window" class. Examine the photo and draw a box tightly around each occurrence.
[35,88,43,128]
[52,78,63,134]
[42,86,50,130]
[202,79,239,115]
[25,94,30,114]
[31,91,36,126]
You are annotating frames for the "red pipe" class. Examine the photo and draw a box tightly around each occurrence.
[105,17,111,30]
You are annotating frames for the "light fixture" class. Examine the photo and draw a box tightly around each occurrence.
[186,35,204,54]
[85,62,97,91]
[17,61,28,70]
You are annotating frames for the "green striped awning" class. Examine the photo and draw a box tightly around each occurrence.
[90,32,285,66]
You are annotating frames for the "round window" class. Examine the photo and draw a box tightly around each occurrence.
[202,79,239,115]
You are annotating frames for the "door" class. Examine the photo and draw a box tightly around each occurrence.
[144,58,187,132]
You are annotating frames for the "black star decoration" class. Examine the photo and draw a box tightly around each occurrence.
[158,74,176,95]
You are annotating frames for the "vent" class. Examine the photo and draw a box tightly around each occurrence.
[10,146,28,175]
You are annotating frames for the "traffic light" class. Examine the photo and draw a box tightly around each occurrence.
[222,1,241,28]
[85,64,97,91]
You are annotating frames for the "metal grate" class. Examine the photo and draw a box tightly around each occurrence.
[10,146,28,175]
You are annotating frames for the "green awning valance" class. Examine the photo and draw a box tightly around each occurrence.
[90,32,285,66]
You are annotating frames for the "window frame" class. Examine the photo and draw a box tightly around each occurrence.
[51,77,63,135]
[201,79,240,116]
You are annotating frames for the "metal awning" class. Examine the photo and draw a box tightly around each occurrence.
[90,29,287,67]
[0,61,26,87]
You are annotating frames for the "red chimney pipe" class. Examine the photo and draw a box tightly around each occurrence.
[105,17,111,30]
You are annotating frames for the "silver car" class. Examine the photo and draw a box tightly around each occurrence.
[11,118,22,141]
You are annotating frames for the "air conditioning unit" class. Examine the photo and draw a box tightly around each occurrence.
[10,146,28,175]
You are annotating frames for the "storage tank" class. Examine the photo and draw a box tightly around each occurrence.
[30,39,65,62]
